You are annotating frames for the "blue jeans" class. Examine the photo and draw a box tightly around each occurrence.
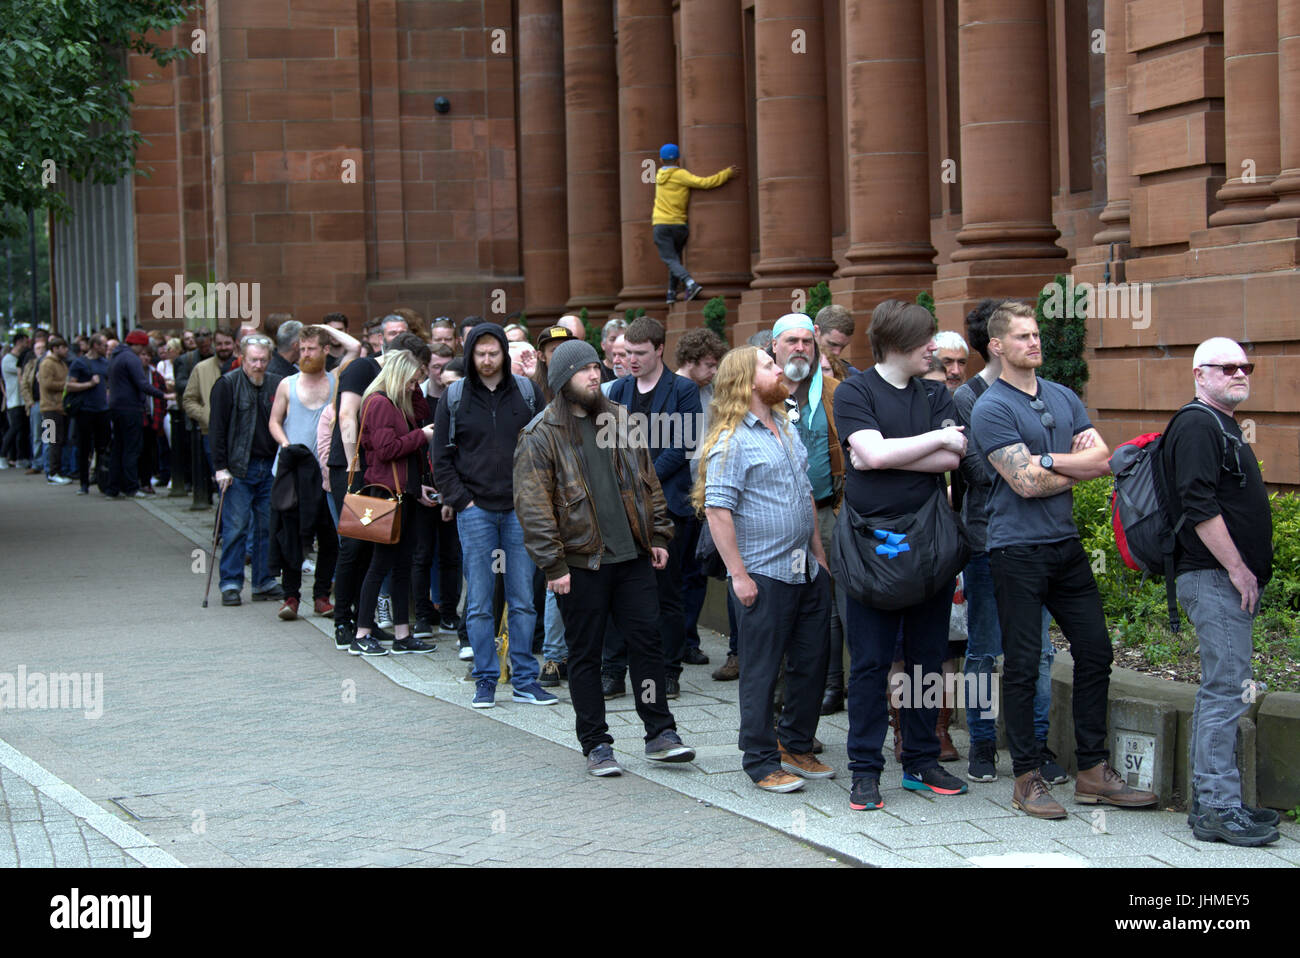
[218,457,276,594]
[29,404,44,469]
[1178,568,1255,810]
[457,505,539,688]
[542,589,566,662]
[964,551,1055,744]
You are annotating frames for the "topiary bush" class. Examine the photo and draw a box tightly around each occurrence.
[803,281,831,320]
[1035,275,1089,399]
[702,296,727,339]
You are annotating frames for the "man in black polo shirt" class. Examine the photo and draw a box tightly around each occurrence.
[971,301,1156,819]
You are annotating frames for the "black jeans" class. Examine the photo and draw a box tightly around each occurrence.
[734,572,830,781]
[357,495,418,631]
[329,465,374,625]
[107,409,143,496]
[43,410,68,476]
[76,409,110,490]
[653,223,690,286]
[603,513,688,680]
[558,557,676,755]
[680,512,707,652]
[3,405,28,461]
[990,538,1113,777]
[411,503,461,623]
[281,496,339,602]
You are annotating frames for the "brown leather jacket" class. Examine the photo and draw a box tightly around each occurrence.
[513,402,674,581]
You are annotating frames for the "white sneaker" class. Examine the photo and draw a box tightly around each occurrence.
[301,558,315,574]
[47,475,72,485]
[458,642,474,661]
[376,594,394,630]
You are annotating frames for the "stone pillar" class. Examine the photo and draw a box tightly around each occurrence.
[736,0,836,343]
[670,0,751,346]
[616,0,677,321]
[933,0,1068,329]
[1094,0,1138,243]
[831,0,936,354]
[563,0,622,312]
[1210,0,1281,226]
[1268,0,1300,217]
[518,0,569,324]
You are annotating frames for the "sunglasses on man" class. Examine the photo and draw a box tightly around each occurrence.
[1198,363,1254,376]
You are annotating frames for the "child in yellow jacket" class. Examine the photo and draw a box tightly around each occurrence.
[652,143,737,304]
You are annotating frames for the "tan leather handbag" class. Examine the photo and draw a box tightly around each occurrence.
[338,395,403,544]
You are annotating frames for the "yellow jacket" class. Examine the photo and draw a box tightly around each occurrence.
[652,166,734,225]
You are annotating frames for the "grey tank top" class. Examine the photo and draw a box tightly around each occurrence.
[285,372,334,456]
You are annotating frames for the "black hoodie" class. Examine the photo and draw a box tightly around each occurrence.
[432,323,545,512]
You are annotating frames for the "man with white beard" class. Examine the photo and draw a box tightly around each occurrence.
[770,313,848,715]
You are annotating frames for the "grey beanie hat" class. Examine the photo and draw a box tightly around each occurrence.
[547,339,601,394]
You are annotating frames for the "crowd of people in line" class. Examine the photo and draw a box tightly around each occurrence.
[1,292,1279,847]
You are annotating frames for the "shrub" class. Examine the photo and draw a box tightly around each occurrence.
[803,281,831,320]
[702,296,727,339]
[916,291,936,316]
[1035,275,1089,399]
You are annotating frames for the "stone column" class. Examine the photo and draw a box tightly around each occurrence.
[518,0,569,324]
[1210,0,1281,226]
[616,0,677,319]
[1268,0,1300,217]
[736,0,835,341]
[1094,0,1137,244]
[563,0,622,311]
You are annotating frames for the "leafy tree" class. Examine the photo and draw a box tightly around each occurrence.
[1034,274,1089,398]
[916,290,936,316]
[0,209,51,331]
[803,281,831,320]
[0,0,194,231]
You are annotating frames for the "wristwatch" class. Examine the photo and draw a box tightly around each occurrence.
[1039,453,1055,471]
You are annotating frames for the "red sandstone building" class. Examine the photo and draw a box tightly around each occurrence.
[74,1,1298,484]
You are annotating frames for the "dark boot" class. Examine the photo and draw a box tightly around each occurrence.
[936,707,959,762]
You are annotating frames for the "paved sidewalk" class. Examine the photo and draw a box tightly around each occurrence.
[0,474,839,868]
[138,487,1300,868]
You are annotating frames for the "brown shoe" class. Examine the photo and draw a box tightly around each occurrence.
[936,707,959,762]
[755,770,805,793]
[1012,770,1068,819]
[889,705,902,763]
[711,653,739,681]
[779,744,835,779]
[1074,760,1158,807]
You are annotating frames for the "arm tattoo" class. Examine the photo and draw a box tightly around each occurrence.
[987,443,1075,499]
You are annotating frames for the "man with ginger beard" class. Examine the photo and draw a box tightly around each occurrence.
[514,340,695,775]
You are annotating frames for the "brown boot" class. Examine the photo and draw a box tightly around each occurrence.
[889,705,902,763]
[1074,761,1158,807]
[936,707,959,762]
[1012,770,1067,820]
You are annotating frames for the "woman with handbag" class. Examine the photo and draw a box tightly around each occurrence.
[347,349,438,656]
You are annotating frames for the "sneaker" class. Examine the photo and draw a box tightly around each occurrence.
[472,679,496,709]
[683,647,709,665]
[903,766,969,796]
[1192,805,1281,847]
[665,675,680,699]
[1011,770,1067,820]
[539,660,562,687]
[711,653,739,681]
[457,641,473,661]
[391,635,435,654]
[684,279,703,301]
[301,558,315,575]
[376,594,394,629]
[251,584,285,602]
[587,744,622,777]
[349,633,389,656]
[645,730,695,763]
[849,775,884,810]
[47,475,71,485]
[277,597,299,621]
[334,620,356,651]
[1074,761,1157,807]
[413,619,435,639]
[1038,741,1068,784]
[440,613,460,633]
[602,674,625,699]
[131,490,150,498]
[779,744,835,779]
[756,771,804,793]
[314,596,334,616]
[221,589,241,607]
[512,682,559,706]
[370,625,395,645]
[1186,798,1280,828]
[76,486,89,495]
[967,741,998,783]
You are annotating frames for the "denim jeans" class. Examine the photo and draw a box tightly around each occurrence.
[29,404,44,469]
[457,505,539,688]
[964,551,1056,744]
[1178,568,1255,810]
[218,457,276,594]
[542,590,566,662]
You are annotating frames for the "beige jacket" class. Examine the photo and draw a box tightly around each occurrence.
[182,355,225,433]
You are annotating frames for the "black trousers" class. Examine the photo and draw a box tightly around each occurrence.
[107,409,143,496]
[734,572,830,781]
[281,496,339,602]
[2,405,28,461]
[43,410,68,476]
[680,512,708,652]
[170,409,190,486]
[558,557,676,755]
[990,538,1113,778]
[358,495,418,631]
[329,465,374,625]
[411,504,461,623]
[75,410,110,490]
[603,513,688,679]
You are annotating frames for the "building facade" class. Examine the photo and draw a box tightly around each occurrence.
[118,0,1300,484]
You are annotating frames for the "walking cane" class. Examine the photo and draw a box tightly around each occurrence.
[201,483,228,607]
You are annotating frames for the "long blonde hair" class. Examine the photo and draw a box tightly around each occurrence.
[362,349,424,425]
[689,345,787,514]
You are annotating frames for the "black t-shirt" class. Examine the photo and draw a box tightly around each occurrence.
[1163,401,1272,587]
[250,381,278,460]
[325,353,342,372]
[631,383,654,418]
[833,368,956,518]
[327,356,381,469]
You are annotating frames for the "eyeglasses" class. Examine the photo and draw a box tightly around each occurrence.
[1198,363,1254,377]
[1028,397,1055,429]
